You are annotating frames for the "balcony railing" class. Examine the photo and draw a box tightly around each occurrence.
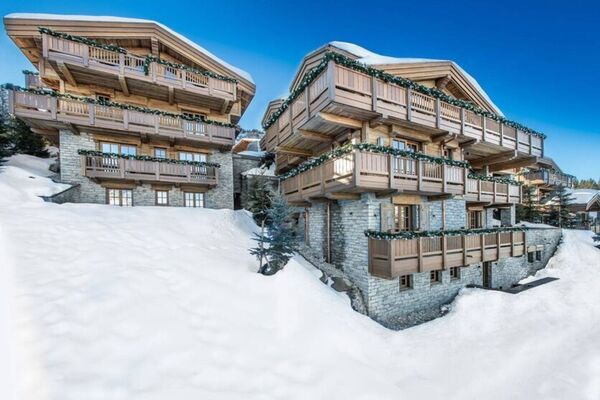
[368,230,526,279]
[281,149,521,204]
[523,170,573,188]
[8,90,236,147]
[263,62,544,157]
[82,155,218,185]
[24,73,41,89]
[41,33,237,105]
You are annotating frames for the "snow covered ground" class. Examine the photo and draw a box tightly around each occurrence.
[1,156,600,400]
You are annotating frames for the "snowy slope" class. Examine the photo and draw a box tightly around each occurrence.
[1,156,600,400]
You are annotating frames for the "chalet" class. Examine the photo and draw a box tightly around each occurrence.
[261,42,561,326]
[4,13,255,208]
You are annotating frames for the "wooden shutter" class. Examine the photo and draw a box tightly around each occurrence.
[380,203,395,232]
[412,205,421,230]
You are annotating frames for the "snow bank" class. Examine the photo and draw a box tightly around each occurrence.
[1,157,600,399]
[328,41,504,116]
[5,13,254,84]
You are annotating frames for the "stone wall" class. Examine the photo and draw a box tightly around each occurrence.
[422,198,467,230]
[232,154,261,194]
[58,130,234,209]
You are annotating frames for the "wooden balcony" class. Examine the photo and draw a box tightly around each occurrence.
[368,230,526,279]
[42,34,237,112]
[82,155,218,186]
[263,62,543,160]
[281,149,521,204]
[523,170,574,188]
[8,90,236,148]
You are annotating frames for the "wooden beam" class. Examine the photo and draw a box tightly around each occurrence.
[297,129,332,143]
[436,75,452,91]
[489,156,538,172]
[470,150,518,168]
[168,86,174,105]
[57,61,76,86]
[324,192,361,200]
[276,146,313,157]
[118,75,129,96]
[66,123,80,135]
[431,131,455,143]
[459,138,479,148]
[151,38,160,55]
[316,112,362,129]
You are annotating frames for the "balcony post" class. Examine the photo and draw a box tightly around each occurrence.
[496,232,501,261]
[50,97,58,119]
[354,151,361,187]
[42,33,49,58]
[88,104,95,125]
[82,45,89,66]
[528,132,533,155]
[371,76,378,112]
[119,158,125,178]
[7,90,15,114]
[493,182,497,203]
[482,116,487,142]
[123,109,129,130]
[119,53,125,75]
[326,60,336,101]
[388,239,395,276]
[462,235,467,265]
[187,165,191,182]
[388,153,394,189]
[304,89,311,119]
[435,98,441,128]
[480,233,485,261]
[460,108,465,135]
[442,236,447,269]
[510,231,515,257]
[155,161,160,181]
[207,124,213,142]
[406,89,412,121]
[151,63,157,83]
[442,163,447,193]
[417,160,422,192]
[154,115,159,134]
[417,237,423,272]
[499,123,504,147]
[80,155,87,176]
[478,179,482,201]
[463,168,468,195]
[319,164,324,195]
[182,70,187,89]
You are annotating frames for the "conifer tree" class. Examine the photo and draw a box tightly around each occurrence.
[7,117,49,158]
[516,185,540,223]
[548,185,575,228]
[0,112,13,165]
[245,177,273,224]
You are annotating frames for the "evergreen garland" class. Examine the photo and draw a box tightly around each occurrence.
[468,172,522,186]
[364,226,528,240]
[22,70,39,75]
[77,149,221,168]
[4,85,237,128]
[39,27,127,54]
[143,55,237,83]
[262,51,547,140]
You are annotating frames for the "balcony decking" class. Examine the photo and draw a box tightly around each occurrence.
[281,150,521,204]
[263,62,543,163]
[42,34,237,112]
[82,155,218,186]
[368,230,526,279]
[8,90,236,148]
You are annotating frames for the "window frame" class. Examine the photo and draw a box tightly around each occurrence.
[430,270,442,285]
[394,204,416,231]
[468,210,483,229]
[399,274,412,291]
[179,151,207,163]
[535,250,542,261]
[183,192,205,208]
[528,251,535,263]
[392,138,420,152]
[100,142,137,156]
[154,147,167,159]
[106,188,133,207]
[450,266,461,280]
[155,190,169,206]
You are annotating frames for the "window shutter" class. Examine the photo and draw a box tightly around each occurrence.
[380,203,395,232]
[412,205,421,230]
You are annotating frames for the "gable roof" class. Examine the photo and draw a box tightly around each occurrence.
[289,41,503,116]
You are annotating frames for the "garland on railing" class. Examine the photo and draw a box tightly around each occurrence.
[262,51,547,139]
[77,150,221,168]
[364,226,528,240]
[279,143,468,180]
[22,70,39,75]
[143,55,238,83]
[468,172,522,186]
[3,85,237,128]
[39,27,238,84]
[39,27,127,54]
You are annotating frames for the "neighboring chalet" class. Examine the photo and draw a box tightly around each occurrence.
[4,13,255,208]
[544,189,600,230]
[261,42,561,326]
[518,156,574,202]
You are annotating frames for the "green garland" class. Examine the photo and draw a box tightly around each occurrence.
[364,226,528,240]
[4,85,236,128]
[39,27,127,54]
[78,150,221,168]
[39,27,237,84]
[22,70,39,75]
[468,172,522,186]
[143,55,237,83]
[262,51,547,140]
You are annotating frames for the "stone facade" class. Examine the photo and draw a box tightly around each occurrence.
[301,192,561,329]
[58,129,234,209]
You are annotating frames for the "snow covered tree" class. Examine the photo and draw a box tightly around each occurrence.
[517,185,540,223]
[245,177,273,225]
[7,117,49,158]
[0,112,13,165]
[250,193,296,275]
[548,185,575,228]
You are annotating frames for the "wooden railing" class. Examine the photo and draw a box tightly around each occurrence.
[8,90,235,147]
[82,155,218,185]
[369,230,526,279]
[264,62,544,157]
[523,170,573,188]
[281,149,521,204]
[24,73,41,89]
[42,33,236,102]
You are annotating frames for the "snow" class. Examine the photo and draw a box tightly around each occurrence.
[5,13,254,84]
[2,156,600,399]
[241,166,275,177]
[237,150,265,158]
[518,221,556,229]
[328,41,504,116]
[570,189,599,205]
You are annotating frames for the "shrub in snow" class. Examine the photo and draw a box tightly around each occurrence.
[0,113,12,165]
[548,184,575,228]
[245,177,273,225]
[7,117,49,158]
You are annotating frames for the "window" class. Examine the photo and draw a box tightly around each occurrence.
[394,205,417,231]
[443,148,454,160]
[155,190,169,206]
[392,139,419,152]
[154,148,167,159]
[450,267,461,280]
[399,274,412,291]
[535,250,542,261]
[179,152,207,162]
[468,210,483,229]
[430,270,442,284]
[184,192,204,208]
[107,189,132,207]
[96,94,111,103]
[101,142,137,156]
[182,112,206,135]
[528,251,535,263]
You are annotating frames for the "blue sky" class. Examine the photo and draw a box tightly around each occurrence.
[1,0,598,179]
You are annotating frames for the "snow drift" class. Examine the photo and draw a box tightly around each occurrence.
[1,155,600,400]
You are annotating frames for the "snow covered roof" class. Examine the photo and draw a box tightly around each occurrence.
[569,189,600,205]
[242,166,275,177]
[314,41,503,116]
[4,13,254,84]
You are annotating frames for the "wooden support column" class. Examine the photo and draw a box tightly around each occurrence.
[442,236,448,269]
[510,231,515,256]
[417,237,423,272]
[388,239,395,275]
[406,89,413,121]
[50,96,57,119]
[462,235,468,265]
[354,150,362,187]
[417,160,422,192]
[305,89,311,119]
[326,60,336,101]
[388,153,394,189]
[496,232,501,261]
[435,98,441,128]
[442,164,448,193]
[463,167,469,195]
[499,123,504,147]
[371,76,378,112]
[460,108,465,134]
[480,233,485,261]
[482,116,487,142]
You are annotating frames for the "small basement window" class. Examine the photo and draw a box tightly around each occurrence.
[528,251,535,263]
[430,270,442,285]
[399,274,412,291]
[450,267,460,280]
[535,250,542,261]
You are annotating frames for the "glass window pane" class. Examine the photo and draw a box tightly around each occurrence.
[155,148,166,158]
